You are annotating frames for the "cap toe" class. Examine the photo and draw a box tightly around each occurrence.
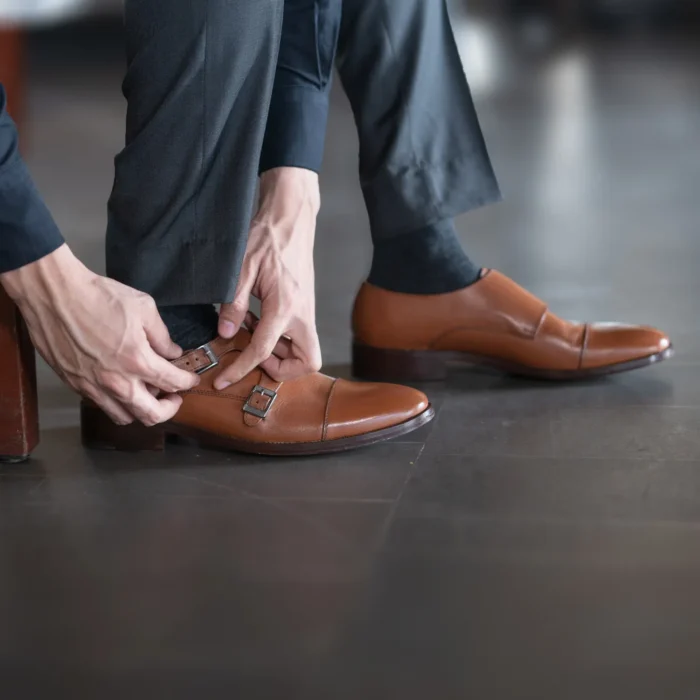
[582,323,672,369]
[325,379,429,442]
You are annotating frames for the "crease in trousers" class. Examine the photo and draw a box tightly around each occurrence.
[106,0,500,306]
[106,0,284,305]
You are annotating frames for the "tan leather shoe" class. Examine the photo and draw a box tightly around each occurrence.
[352,271,673,381]
[82,330,433,456]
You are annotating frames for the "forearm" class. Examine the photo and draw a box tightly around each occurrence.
[0,244,86,304]
[0,84,65,275]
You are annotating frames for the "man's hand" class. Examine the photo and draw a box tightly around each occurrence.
[0,244,199,426]
[215,167,322,389]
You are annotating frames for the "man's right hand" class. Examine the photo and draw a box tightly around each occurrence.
[215,167,322,389]
[0,244,199,426]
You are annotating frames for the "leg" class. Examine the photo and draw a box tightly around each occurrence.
[107,0,284,349]
[0,28,39,463]
[337,0,500,295]
[340,0,671,381]
[337,0,500,236]
[0,289,39,463]
[85,0,437,456]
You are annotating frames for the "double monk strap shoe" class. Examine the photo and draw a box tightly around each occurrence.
[82,330,433,456]
[352,270,673,382]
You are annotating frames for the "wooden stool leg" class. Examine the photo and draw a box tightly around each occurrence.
[0,28,38,462]
[0,27,26,125]
[0,289,39,463]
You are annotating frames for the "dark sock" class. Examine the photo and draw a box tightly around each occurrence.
[368,219,482,295]
[159,304,219,351]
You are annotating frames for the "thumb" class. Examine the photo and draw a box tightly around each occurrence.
[219,272,254,339]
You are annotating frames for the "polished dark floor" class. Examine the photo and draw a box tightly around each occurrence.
[5,11,700,699]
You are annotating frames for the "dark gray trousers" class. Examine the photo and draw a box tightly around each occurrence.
[337,0,501,240]
[106,0,499,306]
[106,0,284,305]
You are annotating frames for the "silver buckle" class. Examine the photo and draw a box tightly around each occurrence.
[242,385,278,419]
[194,343,219,374]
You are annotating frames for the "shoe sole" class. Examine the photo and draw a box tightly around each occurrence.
[352,342,675,382]
[82,402,435,456]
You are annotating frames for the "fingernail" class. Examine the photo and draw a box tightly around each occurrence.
[220,321,236,338]
[215,381,231,391]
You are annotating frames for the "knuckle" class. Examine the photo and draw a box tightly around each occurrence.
[139,294,157,312]
[167,377,188,393]
[130,354,152,376]
[230,299,248,315]
[100,373,128,396]
[162,383,182,397]
[146,368,167,388]
[138,410,160,427]
[163,405,180,422]
[186,374,200,390]
[278,300,294,317]
[75,378,94,397]
[182,377,199,392]
[92,368,109,385]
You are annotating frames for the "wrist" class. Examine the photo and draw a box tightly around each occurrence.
[0,244,91,306]
[258,167,321,217]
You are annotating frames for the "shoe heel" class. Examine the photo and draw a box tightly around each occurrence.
[352,342,448,382]
[81,402,166,452]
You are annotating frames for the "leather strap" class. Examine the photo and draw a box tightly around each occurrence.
[479,271,549,339]
[173,334,283,425]
[172,336,243,374]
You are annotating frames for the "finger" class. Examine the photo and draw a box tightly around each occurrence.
[272,336,294,360]
[154,394,184,422]
[143,303,183,360]
[137,352,201,394]
[214,315,286,390]
[244,311,259,332]
[261,330,322,382]
[124,385,183,426]
[294,321,323,371]
[219,273,255,339]
[81,385,135,426]
[259,354,310,382]
[99,397,135,426]
[245,311,293,359]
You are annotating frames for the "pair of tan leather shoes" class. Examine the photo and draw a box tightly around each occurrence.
[82,271,672,457]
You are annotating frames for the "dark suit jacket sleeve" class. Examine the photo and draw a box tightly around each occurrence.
[259,0,342,174]
[0,84,64,274]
